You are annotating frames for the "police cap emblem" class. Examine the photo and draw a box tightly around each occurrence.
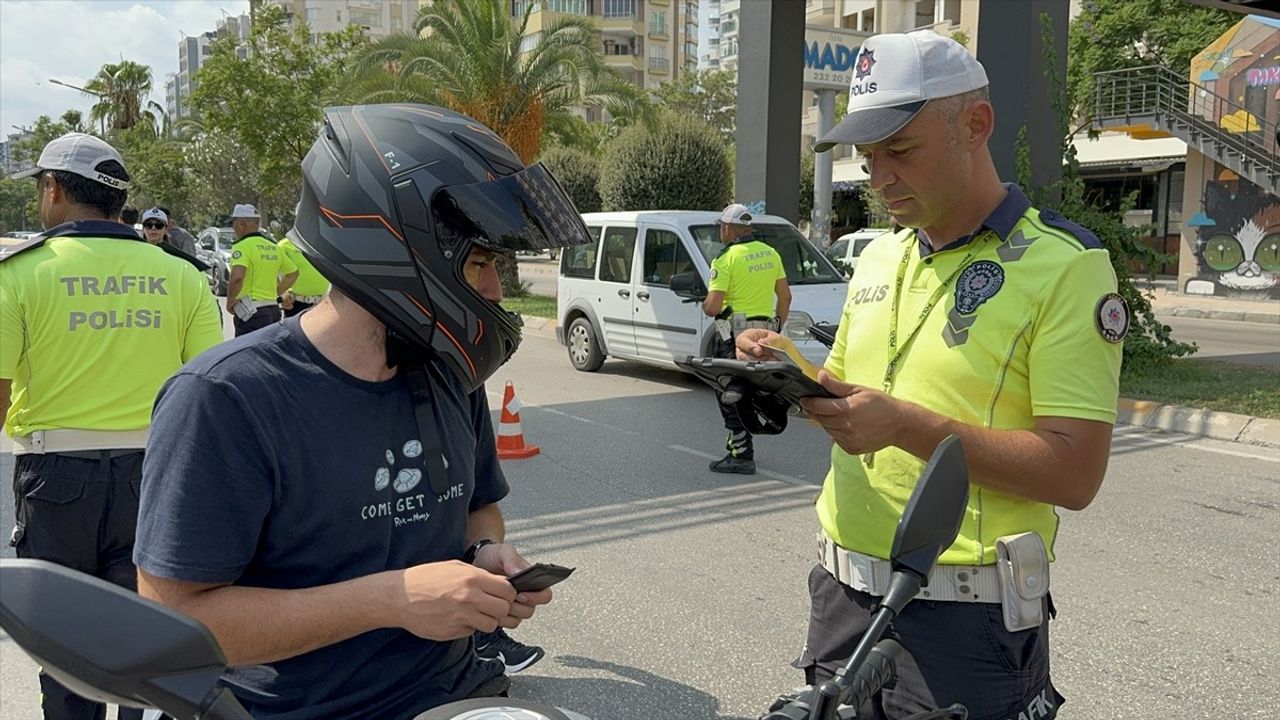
[1095,292,1129,343]
[954,260,1005,315]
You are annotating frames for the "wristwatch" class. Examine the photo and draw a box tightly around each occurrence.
[463,538,498,564]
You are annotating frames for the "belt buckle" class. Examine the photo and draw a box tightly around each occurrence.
[846,552,881,595]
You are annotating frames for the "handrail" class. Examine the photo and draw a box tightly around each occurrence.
[1092,64,1278,189]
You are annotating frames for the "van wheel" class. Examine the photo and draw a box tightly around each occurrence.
[567,317,605,372]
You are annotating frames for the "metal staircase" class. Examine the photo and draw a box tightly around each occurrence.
[1092,65,1278,196]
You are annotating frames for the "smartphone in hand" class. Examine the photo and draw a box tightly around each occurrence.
[508,563,575,592]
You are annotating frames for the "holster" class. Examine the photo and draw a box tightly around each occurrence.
[995,532,1050,632]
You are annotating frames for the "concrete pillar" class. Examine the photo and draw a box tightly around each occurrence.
[734,0,805,222]
[812,89,837,247]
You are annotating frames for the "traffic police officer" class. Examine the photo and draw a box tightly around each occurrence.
[740,32,1127,719]
[277,228,330,317]
[702,202,791,475]
[0,132,223,720]
[225,203,298,335]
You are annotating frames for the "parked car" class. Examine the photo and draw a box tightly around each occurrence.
[556,210,848,373]
[196,227,235,295]
[825,228,891,277]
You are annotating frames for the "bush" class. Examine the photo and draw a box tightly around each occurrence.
[539,146,601,213]
[599,113,731,211]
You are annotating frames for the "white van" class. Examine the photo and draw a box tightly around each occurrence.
[825,228,890,277]
[556,211,848,372]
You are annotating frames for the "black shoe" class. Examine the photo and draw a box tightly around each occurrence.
[709,454,756,474]
[474,628,545,674]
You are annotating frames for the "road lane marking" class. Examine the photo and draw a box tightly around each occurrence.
[1113,425,1279,462]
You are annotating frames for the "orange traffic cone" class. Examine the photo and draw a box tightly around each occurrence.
[497,381,540,459]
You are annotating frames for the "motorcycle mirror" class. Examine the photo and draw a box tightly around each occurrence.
[669,272,707,300]
[0,559,229,717]
[889,436,969,580]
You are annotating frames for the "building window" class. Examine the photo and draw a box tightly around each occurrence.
[603,0,636,19]
[650,11,666,35]
[860,8,874,32]
[350,8,383,27]
[519,31,544,54]
[545,0,588,14]
[943,0,962,24]
[306,8,318,23]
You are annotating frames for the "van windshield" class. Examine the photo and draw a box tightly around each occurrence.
[689,223,845,284]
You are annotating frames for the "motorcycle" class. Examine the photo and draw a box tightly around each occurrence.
[0,437,971,720]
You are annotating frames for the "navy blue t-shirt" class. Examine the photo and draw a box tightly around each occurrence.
[134,317,509,719]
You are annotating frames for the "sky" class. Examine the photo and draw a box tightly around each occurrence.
[0,0,250,138]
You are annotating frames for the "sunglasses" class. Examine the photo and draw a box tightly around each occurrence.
[142,222,166,229]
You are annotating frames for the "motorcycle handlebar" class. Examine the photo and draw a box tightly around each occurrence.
[814,638,905,720]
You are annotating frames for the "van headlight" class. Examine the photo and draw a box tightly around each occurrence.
[783,311,815,341]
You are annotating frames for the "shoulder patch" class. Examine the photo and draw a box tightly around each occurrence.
[1095,292,1129,343]
[0,235,47,263]
[1038,209,1103,250]
[231,250,243,260]
[709,268,718,280]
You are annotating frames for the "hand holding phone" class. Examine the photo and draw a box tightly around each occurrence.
[507,563,575,592]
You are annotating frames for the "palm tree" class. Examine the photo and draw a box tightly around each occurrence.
[84,60,157,132]
[353,0,652,165]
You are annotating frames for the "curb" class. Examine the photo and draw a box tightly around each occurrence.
[1116,398,1280,449]
[1160,307,1280,325]
[519,315,1278,450]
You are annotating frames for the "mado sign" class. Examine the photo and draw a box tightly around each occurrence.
[804,26,870,91]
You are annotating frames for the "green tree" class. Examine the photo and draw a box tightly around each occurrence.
[354,0,651,164]
[538,146,601,213]
[83,60,163,132]
[188,4,367,222]
[1026,13,1194,370]
[599,113,731,212]
[653,68,737,146]
[60,110,86,134]
[0,178,37,231]
[1067,0,1236,118]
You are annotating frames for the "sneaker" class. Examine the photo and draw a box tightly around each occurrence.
[474,628,545,674]
[709,454,756,475]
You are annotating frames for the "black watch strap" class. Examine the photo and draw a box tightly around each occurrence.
[463,538,497,564]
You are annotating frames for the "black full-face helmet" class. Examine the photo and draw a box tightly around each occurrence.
[293,104,591,391]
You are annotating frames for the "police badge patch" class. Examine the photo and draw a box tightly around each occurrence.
[709,268,718,280]
[954,260,1005,315]
[231,250,243,260]
[1095,292,1129,343]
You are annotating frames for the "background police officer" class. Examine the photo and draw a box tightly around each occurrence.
[225,203,298,336]
[277,228,329,317]
[702,203,791,475]
[0,132,223,720]
[740,32,1125,720]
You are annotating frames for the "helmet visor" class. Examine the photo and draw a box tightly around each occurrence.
[433,163,593,254]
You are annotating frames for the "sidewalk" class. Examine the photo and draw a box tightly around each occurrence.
[1143,282,1280,325]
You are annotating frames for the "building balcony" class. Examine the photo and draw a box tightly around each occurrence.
[605,53,645,73]
[648,57,670,74]
[602,15,643,35]
[649,0,670,5]
[648,26,669,39]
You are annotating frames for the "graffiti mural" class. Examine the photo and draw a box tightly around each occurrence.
[1192,179,1280,298]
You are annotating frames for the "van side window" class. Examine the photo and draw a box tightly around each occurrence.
[641,229,695,287]
[562,226,602,279]
[599,226,637,284]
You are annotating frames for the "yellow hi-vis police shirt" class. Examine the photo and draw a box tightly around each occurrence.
[0,221,224,437]
[819,186,1124,566]
[708,239,786,318]
[230,232,297,302]
[278,236,329,297]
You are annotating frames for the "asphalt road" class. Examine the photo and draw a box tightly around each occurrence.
[2,327,1277,719]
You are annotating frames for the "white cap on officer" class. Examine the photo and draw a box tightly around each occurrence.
[815,30,988,151]
[230,203,260,219]
[718,203,754,226]
[141,207,168,224]
[12,132,131,190]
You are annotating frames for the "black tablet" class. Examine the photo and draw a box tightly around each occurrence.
[675,356,837,408]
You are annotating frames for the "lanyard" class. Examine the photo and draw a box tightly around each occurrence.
[882,239,976,393]
[864,237,977,469]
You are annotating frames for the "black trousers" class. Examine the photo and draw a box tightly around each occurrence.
[710,335,752,459]
[282,300,314,318]
[794,564,1063,720]
[233,305,282,336]
[10,451,148,720]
